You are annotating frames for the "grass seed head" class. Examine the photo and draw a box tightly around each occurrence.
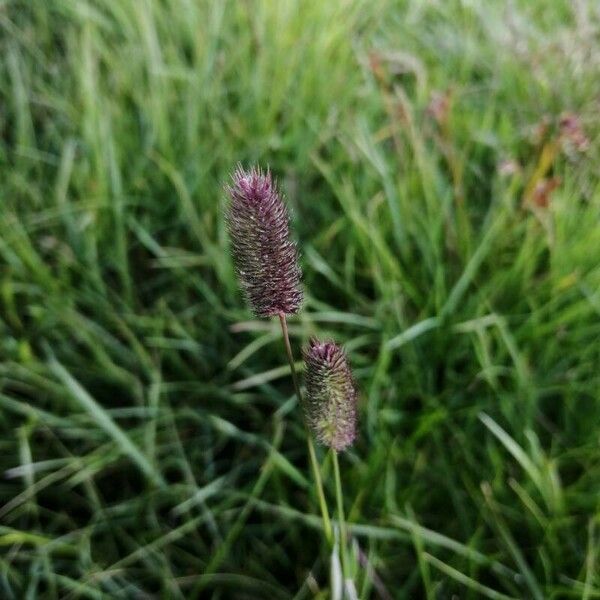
[225,166,303,317]
[303,339,357,452]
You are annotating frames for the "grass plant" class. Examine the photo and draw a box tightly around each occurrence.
[0,1,599,598]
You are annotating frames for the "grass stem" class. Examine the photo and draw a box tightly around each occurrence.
[278,312,333,545]
[332,449,348,580]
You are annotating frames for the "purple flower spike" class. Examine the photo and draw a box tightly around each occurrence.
[225,166,303,318]
[303,339,358,452]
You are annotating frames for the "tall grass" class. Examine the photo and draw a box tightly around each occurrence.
[0,0,599,598]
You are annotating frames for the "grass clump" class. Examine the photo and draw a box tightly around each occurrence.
[0,0,599,598]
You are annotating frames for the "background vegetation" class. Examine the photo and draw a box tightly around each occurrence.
[1,0,599,598]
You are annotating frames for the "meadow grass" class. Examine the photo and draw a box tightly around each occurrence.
[1,0,599,597]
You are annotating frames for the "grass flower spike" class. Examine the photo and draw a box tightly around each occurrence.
[225,165,303,317]
[303,339,358,452]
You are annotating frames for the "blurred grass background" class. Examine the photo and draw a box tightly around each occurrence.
[1,0,599,598]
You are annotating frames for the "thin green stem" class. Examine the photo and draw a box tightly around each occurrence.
[278,312,302,402]
[306,435,332,545]
[278,312,333,545]
[332,449,347,579]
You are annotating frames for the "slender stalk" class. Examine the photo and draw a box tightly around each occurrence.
[306,435,332,544]
[332,449,347,579]
[278,312,333,544]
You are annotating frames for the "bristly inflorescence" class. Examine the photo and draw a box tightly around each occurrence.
[303,339,357,452]
[225,166,303,317]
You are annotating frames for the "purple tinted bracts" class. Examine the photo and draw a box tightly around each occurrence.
[303,339,358,452]
[225,166,303,317]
